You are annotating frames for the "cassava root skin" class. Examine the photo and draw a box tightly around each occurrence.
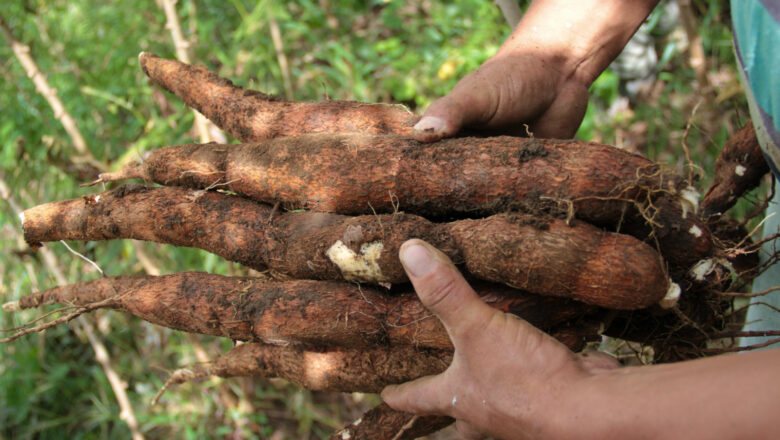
[97,133,673,225]
[158,323,595,398]
[138,52,419,140]
[702,122,769,217]
[159,342,451,395]
[95,133,715,272]
[24,185,672,309]
[330,403,453,440]
[11,272,590,350]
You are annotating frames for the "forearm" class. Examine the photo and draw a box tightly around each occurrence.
[560,349,780,439]
[496,0,660,85]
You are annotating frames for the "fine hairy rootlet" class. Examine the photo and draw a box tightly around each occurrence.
[5,54,774,439]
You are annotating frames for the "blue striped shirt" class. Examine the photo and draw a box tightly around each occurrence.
[732,0,780,176]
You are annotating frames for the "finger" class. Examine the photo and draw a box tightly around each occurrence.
[412,98,466,142]
[455,420,487,440]
[380,374,450,415]
[530,80,588,138]
[578,351,621,372]
[399,239,496,340]
[412,74,496,142]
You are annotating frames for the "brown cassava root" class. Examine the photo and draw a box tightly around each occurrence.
[95,133,675,224]
[23,185,672,309]
[7,272,590,349]
[153,342,451,403]
[138,52,419,141]
[702,122,769,217]
[154,322,595,403]
[330,403,453,440]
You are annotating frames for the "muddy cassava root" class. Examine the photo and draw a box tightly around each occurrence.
[23,185,672,309]
[94,133,715,269]
[8,272,590,349]
[330,403,453,440]
[155,342,451,398]
[138,52,419,141]
[96,133,676,224]
[702,122,769,217]
[155,323,593,400]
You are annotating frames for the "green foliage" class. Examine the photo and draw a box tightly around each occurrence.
[0,1,751,438]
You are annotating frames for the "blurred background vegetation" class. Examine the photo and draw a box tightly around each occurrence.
[0,0,752,438]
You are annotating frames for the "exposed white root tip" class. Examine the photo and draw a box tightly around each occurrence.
[735,165,747,177]
[688,224,703,237]
[659,283,681,309]
[679,186,700,219]
[3,301,21,312]
[689,258,716,281]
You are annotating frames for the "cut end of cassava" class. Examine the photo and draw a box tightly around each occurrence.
[658,282,681,309]
[97,166,148,183]
[2,301,21,312]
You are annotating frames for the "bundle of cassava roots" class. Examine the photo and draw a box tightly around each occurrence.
[3,53,771,439]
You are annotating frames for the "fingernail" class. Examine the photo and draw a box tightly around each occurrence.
[413,116,446,134]
[400,242,436,278]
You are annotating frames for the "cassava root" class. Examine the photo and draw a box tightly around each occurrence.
[23,185,673,309]
[95,133,676,224]
[5,272,591,349]
[91,133,715,271]
[330,403,453,440]
[139,52,419,140]
[702,122,769,217]
[154,322,595,403]
[153,342,452,401]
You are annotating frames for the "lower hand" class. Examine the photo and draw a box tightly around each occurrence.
[381,239,619,439]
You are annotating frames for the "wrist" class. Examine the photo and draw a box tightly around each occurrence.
[541,363,624,440]
[497,0,660,87]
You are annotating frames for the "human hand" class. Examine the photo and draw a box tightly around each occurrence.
[381,239,619,440]
[412,0,662,143]
[412,52,590,142]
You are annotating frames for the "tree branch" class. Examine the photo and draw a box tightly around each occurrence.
[494,0,522,28]
[0,173,145,440]
[0,13,100,169]
[159,0,225,143]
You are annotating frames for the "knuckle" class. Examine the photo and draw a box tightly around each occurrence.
[421,274,459,312]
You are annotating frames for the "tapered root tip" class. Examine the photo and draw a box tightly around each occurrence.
[80,177,103,187]
[152,366,211,405]
[3,301,21,312]
[138,51,157,63]
[138,52,160,75]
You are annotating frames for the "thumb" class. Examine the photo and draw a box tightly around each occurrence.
[399,239,495,341]
[412,73,496,143]
[381,373,450,415]
[412,95,466,142]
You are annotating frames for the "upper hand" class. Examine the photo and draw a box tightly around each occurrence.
[412,52,589,142]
